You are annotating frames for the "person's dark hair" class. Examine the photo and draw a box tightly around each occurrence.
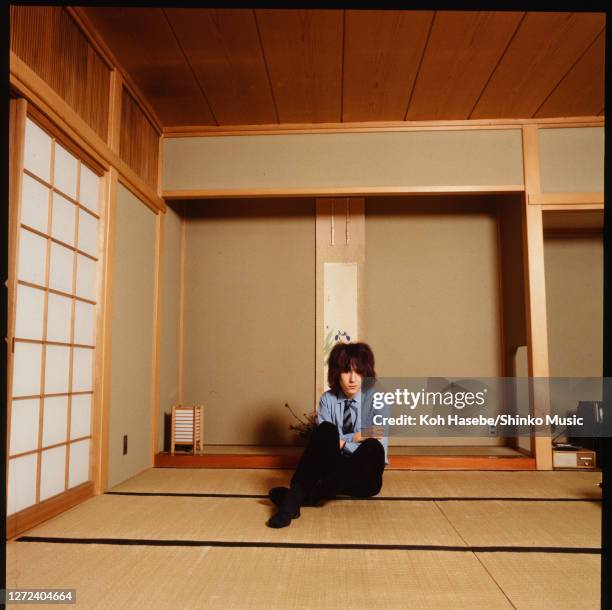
[327,342,376,396]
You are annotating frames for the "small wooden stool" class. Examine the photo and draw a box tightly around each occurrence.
[170,404,204,455]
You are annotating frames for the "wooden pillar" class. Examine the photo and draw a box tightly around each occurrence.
[315,198,365,397]
[521,126,553,470]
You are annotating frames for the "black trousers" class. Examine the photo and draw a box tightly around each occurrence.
[290,421,385,499]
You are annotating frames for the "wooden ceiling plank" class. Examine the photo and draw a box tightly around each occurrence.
[255,9,343,124]
[472,11,605,119]
[164,8,277,125]
[534,29,605,118]
[407,11,524,120]
[81,7,215,126]
[343,10,434,122]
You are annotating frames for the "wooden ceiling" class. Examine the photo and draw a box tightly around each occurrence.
[79,8,605,129]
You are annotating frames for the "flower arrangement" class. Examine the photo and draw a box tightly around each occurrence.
[285,402,317,443]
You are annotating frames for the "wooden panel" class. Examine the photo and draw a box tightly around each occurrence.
[120,87,159,190]
[407,11,524,120]
[164,8,277,125]
[6,481,93,539]
[255,9,343,123]
[154,452,535,470]
[81,7,215,126]
[535,30,605,118]
[10,6,111,140]
[472,12,605,119]
[343,10,432,122]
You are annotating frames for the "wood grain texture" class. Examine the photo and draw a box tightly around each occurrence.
[81,7,215,126]
[120,87,160,190]
[164,8,277,125]
[472,12,605,119]
[535,29,605,118]
[255,9,343,123]
[407,11,524,120]
[343,10,433,122]
[10,6,111,140]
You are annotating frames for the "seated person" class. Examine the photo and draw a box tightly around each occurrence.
[267,341,388,528]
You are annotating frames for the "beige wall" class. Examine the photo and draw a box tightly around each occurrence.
[365,196,502,377]
[158,205,182,449]
[364,196,503,446]
[539,127,604,193]
[109,184,156,486]
[163,129,524,191]
[544,235,603,377]
[182,199,315,445]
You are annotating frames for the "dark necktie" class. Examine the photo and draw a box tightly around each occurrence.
[342,399,354,434]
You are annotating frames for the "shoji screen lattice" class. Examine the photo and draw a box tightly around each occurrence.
[8,116,102,515]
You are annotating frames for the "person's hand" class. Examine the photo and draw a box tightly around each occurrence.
[339,439,346,449]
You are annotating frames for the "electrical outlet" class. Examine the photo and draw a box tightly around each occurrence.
[488,425,497,437]
[123,435,128,455]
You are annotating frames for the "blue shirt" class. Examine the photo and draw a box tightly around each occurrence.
[316,389,389,464]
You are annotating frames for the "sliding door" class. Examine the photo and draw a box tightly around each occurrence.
[7,110,103,517]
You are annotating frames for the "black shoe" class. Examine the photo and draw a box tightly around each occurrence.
[266,484,304,528]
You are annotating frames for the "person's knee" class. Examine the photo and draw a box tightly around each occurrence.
[360,437,384,458]
[312,421,338,441]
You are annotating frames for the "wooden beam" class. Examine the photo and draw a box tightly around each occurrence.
[162,115,604,138]
[6,99,28,500]
[93,168,117,494]
[10,52,166,214]
[150,212,164,462]
[529,192,603,206]
[521,126,552,471]
[178,211,186,404]
[164,185,525,200]
[153,452,536,470]
[107,69,123,153]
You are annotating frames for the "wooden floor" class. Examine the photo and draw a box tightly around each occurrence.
[7,468,602,609]
[156,445,536,470]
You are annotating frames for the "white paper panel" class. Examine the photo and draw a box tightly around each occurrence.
[53,144,78,199]
[48,242,74,294]
[24,118,52,182]
[77,210,98,256]
[14,284,45,340]
[72,348,93,392]
[44,344,70,394]
[42,395,68,447]
[17,228,47,286]
[74,301,95,345]
[79,164,99,214]
[10,399,40,455]
[40,445,66,501]
[51,192,76,245]
[75,254,97,300]
[12,342,42,397]
[21,173,50,233]
[70,394,92,439]
[7,453,38,515]
[68,439,90,488]
[46,292,72,343]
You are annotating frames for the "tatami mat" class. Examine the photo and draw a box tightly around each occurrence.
[475,552,600,610]
[22,494,465,547]
[111,467,602,500]
[7,543,516,610]
[438,500,600,548]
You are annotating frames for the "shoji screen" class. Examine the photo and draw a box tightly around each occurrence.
[8,116,102,516]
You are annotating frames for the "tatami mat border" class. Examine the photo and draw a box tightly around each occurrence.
[16,536,601,554]
[105,491,602,502]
